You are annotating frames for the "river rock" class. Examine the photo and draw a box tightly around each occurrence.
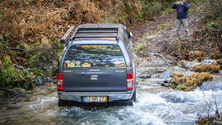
[33,77,44,86]
[178,60,190,69]
[138,75,151,79]
[164,78,172,83]
[0,119,7,124]
[163,83,170,87]
[19,89,26,93]
[159,69,178,79]
[212,120,222,125]
[201,59,217,65]
[187,60,201,69]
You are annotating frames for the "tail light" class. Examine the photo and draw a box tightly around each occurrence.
[127,73,134,89]
[57,73,63,90]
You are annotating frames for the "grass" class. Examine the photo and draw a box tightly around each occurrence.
[135,43,145,51]
[161,8,173,17]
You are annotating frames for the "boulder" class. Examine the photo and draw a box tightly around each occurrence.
[170,72,213,91]
[159,69,178,79]
[201,59,217,65]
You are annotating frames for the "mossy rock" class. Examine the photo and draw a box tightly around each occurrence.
[217,59,222,69]
[189,51,206,61]
[171,72,213,91]
[192,62,220,73]
[210,51,222,59]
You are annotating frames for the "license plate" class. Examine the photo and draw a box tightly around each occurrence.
[83,96,107,102]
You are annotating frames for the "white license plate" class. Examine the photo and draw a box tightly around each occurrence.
[83,96,107,102]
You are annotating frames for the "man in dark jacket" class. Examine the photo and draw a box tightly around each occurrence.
[172,0,190,40]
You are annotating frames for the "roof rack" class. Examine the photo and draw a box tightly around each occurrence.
[60,25,122,44]
[72,26,121,40]
[60,26,75,43]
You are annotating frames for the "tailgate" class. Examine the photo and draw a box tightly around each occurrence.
[63,68,126,91]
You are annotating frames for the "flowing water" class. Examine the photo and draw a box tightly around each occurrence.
[1,62,222,125]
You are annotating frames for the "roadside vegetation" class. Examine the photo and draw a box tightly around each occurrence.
[0,0,177,89]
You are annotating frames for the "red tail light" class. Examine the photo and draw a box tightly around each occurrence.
[127,73,134,89]
[57,73,63,90]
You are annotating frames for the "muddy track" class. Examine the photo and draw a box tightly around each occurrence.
[131,5,202,66]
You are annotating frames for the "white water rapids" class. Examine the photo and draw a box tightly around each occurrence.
[0,75,222,125]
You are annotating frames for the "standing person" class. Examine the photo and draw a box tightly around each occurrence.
[172,0,190,40]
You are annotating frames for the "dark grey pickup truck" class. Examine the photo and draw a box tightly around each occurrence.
[57,24,136,106]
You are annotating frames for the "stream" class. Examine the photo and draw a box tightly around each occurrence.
[0,56,222,125]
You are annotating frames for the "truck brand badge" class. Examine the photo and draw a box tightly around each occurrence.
[115,70,124,72]
[91,75,98,80]
[64,71,72,73]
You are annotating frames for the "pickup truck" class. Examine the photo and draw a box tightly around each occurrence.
[57,24,136,106]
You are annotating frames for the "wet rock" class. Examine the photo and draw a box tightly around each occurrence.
[201,59,217,65]
[19,89,26,93]
[163,83,170,87]
[33,77,44,86]
[47,77,53,82]
[159,69,178,79]
[138,75,151,79]
[178,60,190,69]
[158,81,164,84]
[164,78,172,83]
[157,69,165,73]
[161,83,170,87]
[200,77,222,90]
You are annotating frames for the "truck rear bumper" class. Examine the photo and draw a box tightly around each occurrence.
[58,91,133,102]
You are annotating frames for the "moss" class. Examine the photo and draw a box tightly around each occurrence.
[135,43,144,51]
[189,51,205,61]
[171,72,213,91]
[0,55,33,89]
[195,117,215,124]
[192,63,220,73]
[217,59,222,69]
[210,51,222,59]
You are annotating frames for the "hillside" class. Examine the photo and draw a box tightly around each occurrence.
[0,0,221,89]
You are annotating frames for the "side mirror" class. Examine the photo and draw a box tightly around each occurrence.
[129,32,133,38]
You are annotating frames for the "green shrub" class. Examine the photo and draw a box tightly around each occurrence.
[135,43,144,51]
[0,55,33,89]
